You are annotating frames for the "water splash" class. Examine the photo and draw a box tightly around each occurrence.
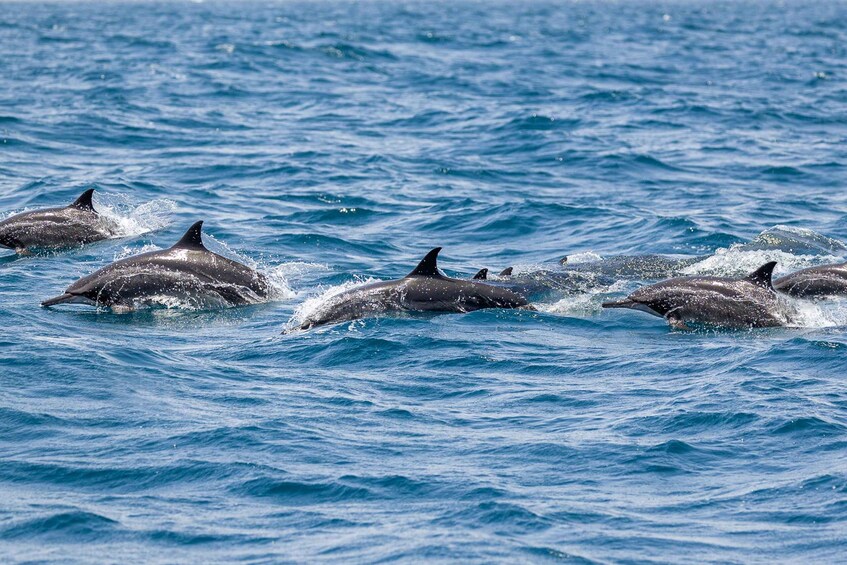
[683,249,841,278]
[542,280,629,315]
[94,193,177,238]
[287,276,381,331]
[563,251,604,264]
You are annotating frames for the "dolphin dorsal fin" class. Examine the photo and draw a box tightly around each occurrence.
[407,247,443,277]
[745,261,777,289]
[499,267,513,277]
[70,188,96,211]
[172,221,206,250]
[559,256,568,266]
[472,268,488,280]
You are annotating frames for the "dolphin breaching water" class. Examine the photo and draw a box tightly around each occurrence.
[601,262,788,329]
[42,221,270,310]
[0,189,117,253]
[773,262,847,298]
[297,247,533,330]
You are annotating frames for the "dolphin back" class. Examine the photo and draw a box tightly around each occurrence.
[0,189,113,251]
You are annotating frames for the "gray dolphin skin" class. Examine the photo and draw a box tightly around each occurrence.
[298,247,533,330]
[773,262,847,298]
[601,262,786,329]
[42,221,270,310]
[0,189,117,252]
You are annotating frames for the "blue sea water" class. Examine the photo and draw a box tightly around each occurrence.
[2,0,847,561]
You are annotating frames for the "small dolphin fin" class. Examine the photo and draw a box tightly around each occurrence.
[499,267,513,277]
[559,256,568,266]
[745,261,777,290]
[472,268,488,280]
[407,247,443,277]
[42,293,75,307]
[70,188,96,212]
[172,221,206,250]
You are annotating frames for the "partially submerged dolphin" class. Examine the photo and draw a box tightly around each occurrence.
[479,266,613,299]
[298,248,533,330]
[602,262,787,329]
[773,262,847,298]
[560,254,705,280]
[735,226,847,256]
[0,189,117,253]
[42,221,270,310]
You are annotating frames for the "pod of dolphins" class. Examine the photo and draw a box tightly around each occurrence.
[4,189,847,331]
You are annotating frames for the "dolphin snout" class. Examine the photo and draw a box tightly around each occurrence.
[41,293,75,307]
[601,298,636,309]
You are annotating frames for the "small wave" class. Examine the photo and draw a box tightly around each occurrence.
[771,416,846,436]
[236,477,373,503]
[0,510,120,541]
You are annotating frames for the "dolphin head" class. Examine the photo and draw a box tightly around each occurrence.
[41,292,97,307]
[601,293,666,318]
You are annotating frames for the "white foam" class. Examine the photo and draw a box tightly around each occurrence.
[94,193,177,238]
[287,277,381,330]
[541,279,629,315]
[682,249,841,278]
[113,243,162,261]
[563,251,604,264]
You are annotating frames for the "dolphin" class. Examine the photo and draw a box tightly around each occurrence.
[472,268,489,280]
[601,262,787,329]
[560,254,705,280]
[773,262,847,298]
[42,221,270,310]
[735,226,847,256]
[0,189,117,252]
[297,248,533,330]
[482,265,614,299]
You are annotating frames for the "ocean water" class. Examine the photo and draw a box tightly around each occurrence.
[2,0,847,561]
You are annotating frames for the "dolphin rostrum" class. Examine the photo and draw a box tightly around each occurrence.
[601,262,787,329]
[297,248,533,330]
[0,189,117,252]
[42,221,270,310]
[773,262,847,298]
